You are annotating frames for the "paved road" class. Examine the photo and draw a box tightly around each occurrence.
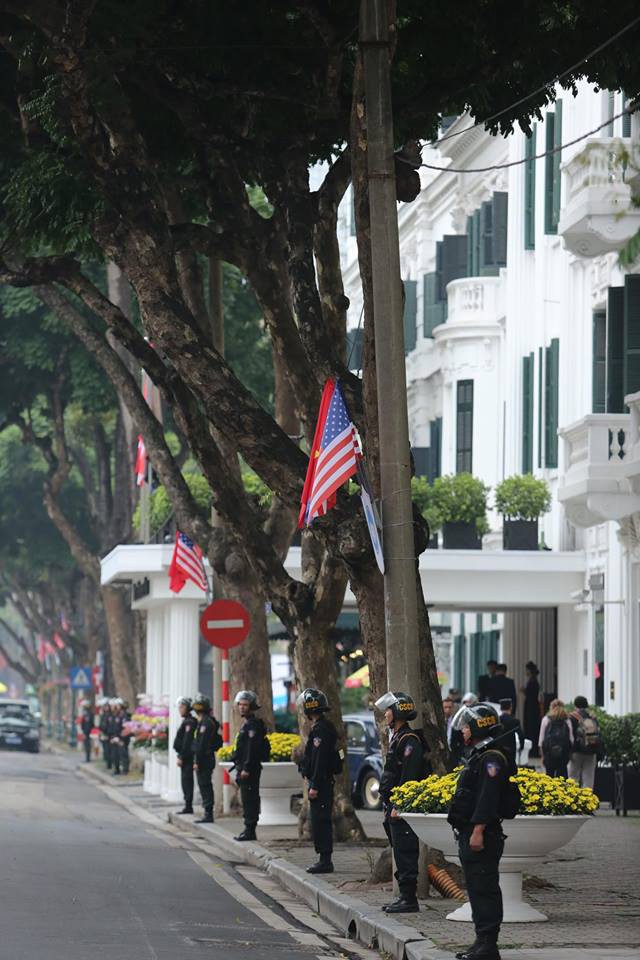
[0,749,362,960]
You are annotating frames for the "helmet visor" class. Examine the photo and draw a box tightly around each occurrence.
[451,705,476,732]
[374,692,398,713]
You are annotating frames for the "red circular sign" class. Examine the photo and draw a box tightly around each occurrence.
[200,599,251,650]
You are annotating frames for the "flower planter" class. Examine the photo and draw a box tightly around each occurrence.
[221,761,300,825]
[403,812,590,922]
[503,518,539,550]
[442,521,481,550]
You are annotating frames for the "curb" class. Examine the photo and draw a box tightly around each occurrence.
[79,762,143,788]
[167,812,441,960]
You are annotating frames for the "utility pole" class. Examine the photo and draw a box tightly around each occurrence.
[360,0,420,693]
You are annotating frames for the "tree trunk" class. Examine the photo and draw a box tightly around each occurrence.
[101,584,138,705]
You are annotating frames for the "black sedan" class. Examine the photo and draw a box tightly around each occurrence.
[344,713,383,810]
[0,699,41,752]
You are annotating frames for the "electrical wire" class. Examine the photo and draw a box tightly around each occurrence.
[400,105,636,176]
[429,13,640,147]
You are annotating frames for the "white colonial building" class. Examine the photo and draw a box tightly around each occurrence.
[340,80,640,716]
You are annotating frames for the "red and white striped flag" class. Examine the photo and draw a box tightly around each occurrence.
[135,435,147,487]
[168,531,208,594]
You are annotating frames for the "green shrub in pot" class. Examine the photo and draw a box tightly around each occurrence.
[431,473,490,534]
[494,474,551,520]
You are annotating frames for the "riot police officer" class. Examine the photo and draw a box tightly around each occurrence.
[110,698,125,776]
[118,700,131,775]
[99,698,114,768]
[448,703,513,960]
[232,690,266,841]
[192,693,221,824]
[376,691,430,914]
[173,696,196,815]
[297,688,339,875]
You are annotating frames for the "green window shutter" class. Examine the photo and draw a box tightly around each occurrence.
[435,240,444,299]
[480,200,499,275]
[538,346,543,468]
[524,128,537,249]
[552,100,563,231]
[403,279,417,354]
[456,379,474,473]
[442,235,468,289]
[522,353,534,472]
[492,192,508,266]
[412,447,430,478]
[607,287,624,413]
[346,327,363,373]
[466,215,474,276]
[545,338,559,468]
[454,634,466,692]
[429,417,442,482]
[472,210,481,276]
[544,112,556,234]
[423,272,445,337]
[624,275,640,401]
[622,92,631,137]
[592,310,607,413]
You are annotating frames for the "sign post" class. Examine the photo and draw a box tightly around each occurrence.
[200,599,251,814]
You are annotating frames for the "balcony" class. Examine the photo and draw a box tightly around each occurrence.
[558,137,640,258]
[434,275,503,343]
[558,396,640,527]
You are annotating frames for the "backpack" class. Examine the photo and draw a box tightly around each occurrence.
[258,722,271,762]
[481,748,521,819]
[543,718,571,762]
[575,713,602,755]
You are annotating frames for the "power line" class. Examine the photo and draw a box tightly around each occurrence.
[404,105,637,176]
[430,13,640,148]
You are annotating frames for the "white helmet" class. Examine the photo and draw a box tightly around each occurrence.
[176,696,192,709]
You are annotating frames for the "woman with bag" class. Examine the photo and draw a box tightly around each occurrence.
[539,699,573,778]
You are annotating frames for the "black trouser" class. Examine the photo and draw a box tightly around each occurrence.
[458,828,504,939]
[102,738,111,768]
[181,761,194,809]
[119,742,130,775]
[239,770,261,830]
[112,741,120,773]
[309,781,333,858]
[83,735,92,762]
[384,816,419,900]
[197,764,214,817]
[544,758,568,778]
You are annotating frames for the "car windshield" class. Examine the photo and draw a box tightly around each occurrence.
[0,703,31,720]
[366,723,379,744]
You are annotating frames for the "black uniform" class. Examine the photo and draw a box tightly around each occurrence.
[119,711,131,774]
[448,746,511,944]
[232,715,265,833]
[379,725,429,902]
[300,716,338,859]
[80,711,93,762]
[173,713,197,811]
[498,713,524,762]
[192,713,220,819]
[111,711,130,775]
[100,712,112,767]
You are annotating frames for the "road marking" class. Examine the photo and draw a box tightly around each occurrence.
[206,618,244,629]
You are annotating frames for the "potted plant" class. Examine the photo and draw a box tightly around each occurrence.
[411,476,440,548]
[392,767,598,922]
[595,710,640,814]
[431,474,490,549]
[495,474,551,550]
[218,732,302,825]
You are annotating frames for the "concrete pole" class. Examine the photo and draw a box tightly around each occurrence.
[360,0,420,691]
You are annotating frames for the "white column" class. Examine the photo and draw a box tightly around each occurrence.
[162,599,200,803]
[144,607,164,795]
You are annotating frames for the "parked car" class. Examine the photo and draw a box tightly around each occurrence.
[0,699,41,752]
[343,712,382,810]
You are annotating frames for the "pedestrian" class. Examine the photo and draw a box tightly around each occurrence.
[443,696,455,746]
[232,690,268,841]
[192,693,222,824]
[119,700,131,775]
[498,699,524,763]
[99,698,113,768]
[80,702,93,763]
[376,690,431,914]
[521,661,541,758]
[462,691,478,707]
[173,696,196,815]
[568,696,602,790]
[448,703,514,960]
[477,660,498,702]
[539,699,573,778]
[449,688,463,705]
[110,698,125,776]
[487,664,517,712]
[297,687,341,875]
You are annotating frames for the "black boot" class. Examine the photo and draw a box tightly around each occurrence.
[177,807,193,815]
[234,828,257,841]
[457,934,500,960]
[306,857,334,874]
[455,939,481,960]
[195,814,214,824]
[383,896,419,914]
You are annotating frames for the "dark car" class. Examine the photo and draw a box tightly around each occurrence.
[0,699,41,752]
[343,713,382,810]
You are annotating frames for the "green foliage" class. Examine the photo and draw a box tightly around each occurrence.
[411,475,442,534]
[592,708,640,768]
[430,473,490,532]
[222,265,274,413]
[495,474,551,520]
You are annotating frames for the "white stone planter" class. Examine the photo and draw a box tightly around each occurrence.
[221,761,301,826]
[403,812,590,923]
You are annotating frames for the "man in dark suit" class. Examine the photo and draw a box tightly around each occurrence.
[477,660,498,701]
[498,699,524,760]
[487,664,517,713]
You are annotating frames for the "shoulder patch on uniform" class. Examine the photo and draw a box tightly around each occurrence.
[403,743,414,757]
[185,724,191,732]
[248,729,255,738]
[313,737,322,747]
[486,761,500,777]
[199,724,205,733]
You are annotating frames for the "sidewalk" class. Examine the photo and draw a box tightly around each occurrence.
[80,761,640,960]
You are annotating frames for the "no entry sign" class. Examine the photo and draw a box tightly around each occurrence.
[200,599,250,650]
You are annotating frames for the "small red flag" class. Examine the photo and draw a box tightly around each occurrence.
[135,435,147,487]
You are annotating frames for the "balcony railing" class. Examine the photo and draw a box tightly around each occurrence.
[558,137,640,258]
[438,275,503,335]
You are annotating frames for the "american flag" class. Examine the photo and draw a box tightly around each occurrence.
[299,378,360,527]
[135,435,147,487]
[168,531,209,594]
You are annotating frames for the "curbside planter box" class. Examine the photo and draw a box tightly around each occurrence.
[503,518,539,550]
[442,521,481,550]
[221,760,300,825]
